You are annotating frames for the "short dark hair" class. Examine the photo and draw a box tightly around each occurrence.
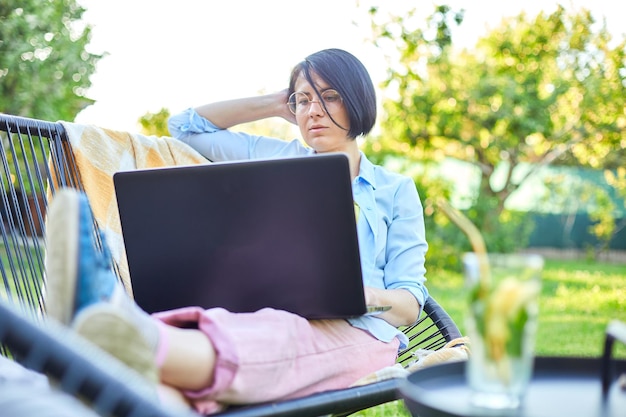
[288,48,377,139]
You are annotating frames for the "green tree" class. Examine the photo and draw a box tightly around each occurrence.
[0,0,102,121]
[367,5,626,250]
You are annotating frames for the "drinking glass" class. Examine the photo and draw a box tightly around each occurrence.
[462,252,543,409]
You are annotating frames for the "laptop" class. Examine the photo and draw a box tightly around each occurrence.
[113,153,372,319]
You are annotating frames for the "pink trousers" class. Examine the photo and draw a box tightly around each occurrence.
[153,307,400,414]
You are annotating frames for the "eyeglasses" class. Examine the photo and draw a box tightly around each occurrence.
[287,89,343,115]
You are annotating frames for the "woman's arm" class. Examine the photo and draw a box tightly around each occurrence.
[168,91,306,162]
[364,286,420,328]
[195,90,296,129]
[368,176,428,328]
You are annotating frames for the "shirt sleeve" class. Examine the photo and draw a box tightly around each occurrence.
[383,176,429,309]
[168,108,310,161]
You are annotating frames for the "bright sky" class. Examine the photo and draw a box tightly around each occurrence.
[74,0,625,132]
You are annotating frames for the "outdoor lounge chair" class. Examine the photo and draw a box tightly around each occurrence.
[0,113,463,417]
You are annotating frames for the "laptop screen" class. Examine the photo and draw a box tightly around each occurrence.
[113,153,367,319]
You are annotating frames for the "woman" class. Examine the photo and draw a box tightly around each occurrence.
[45,48,429,414]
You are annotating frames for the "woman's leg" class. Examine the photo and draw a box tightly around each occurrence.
[159,325,215,390]
[154,306,400,412]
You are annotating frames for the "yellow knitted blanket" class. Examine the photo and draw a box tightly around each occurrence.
[59,122,209,294]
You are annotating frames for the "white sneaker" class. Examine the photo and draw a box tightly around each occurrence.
[73,303,159,385]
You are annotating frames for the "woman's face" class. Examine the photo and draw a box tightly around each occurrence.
[292,72,353,154]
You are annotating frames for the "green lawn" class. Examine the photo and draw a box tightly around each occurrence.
[356,258,626,416]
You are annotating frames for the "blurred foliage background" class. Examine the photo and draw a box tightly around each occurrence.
[0,0,102,121]
[360,4,626,270]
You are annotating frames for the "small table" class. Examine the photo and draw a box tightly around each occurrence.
[399,357,626,417]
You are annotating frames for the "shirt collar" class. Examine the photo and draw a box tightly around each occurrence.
[355,152,377,189]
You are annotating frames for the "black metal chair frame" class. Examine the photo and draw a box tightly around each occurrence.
[0,113,462,417]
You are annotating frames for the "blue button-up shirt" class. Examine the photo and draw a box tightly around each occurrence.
[168,108,429,349]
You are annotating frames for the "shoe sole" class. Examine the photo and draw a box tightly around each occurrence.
[73,303,159,385]
[44,189,80,325]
